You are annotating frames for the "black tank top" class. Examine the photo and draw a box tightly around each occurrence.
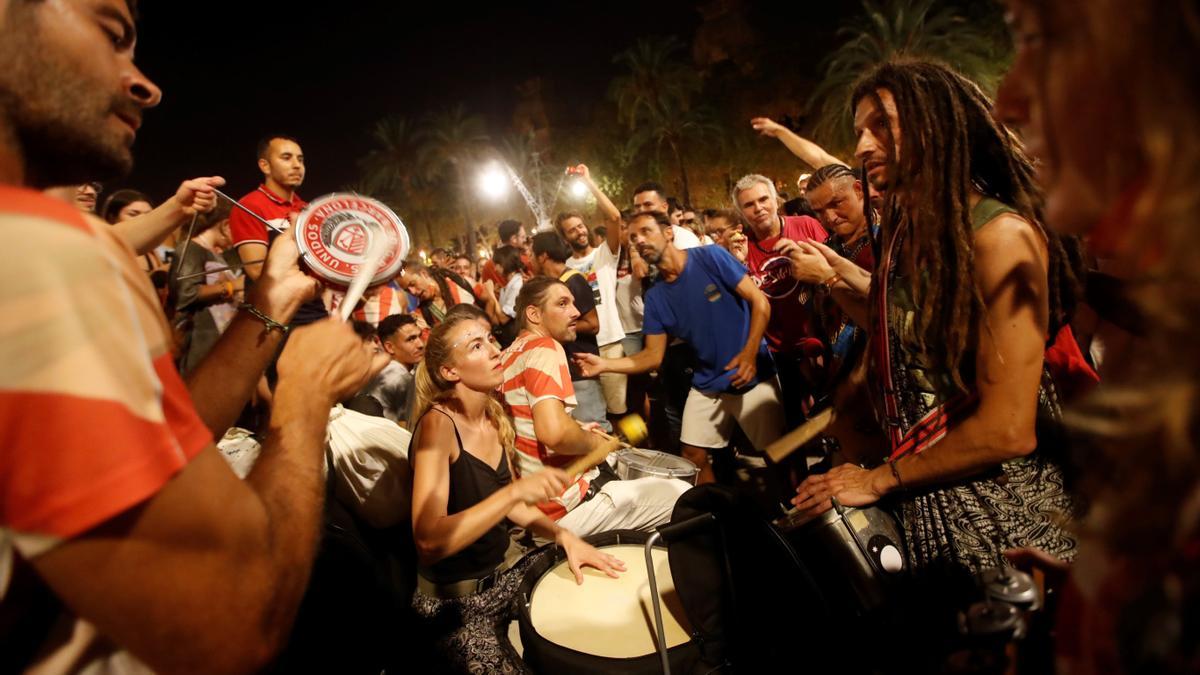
[417,407,512,583]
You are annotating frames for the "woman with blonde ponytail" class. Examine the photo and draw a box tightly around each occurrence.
[408,304,624,673]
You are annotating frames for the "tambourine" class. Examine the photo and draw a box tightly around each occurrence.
[293,193,410,290]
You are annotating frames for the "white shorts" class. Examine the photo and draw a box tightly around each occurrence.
[679,377,785,450]
[598,341,628,415]
[549,476,691,541]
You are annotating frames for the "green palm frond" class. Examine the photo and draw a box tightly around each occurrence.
[609,37,703,130]
[358,114,419,197]
[808,0,1011,152]
[416,104,491,182]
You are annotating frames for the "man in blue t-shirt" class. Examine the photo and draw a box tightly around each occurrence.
[575,210,784,484]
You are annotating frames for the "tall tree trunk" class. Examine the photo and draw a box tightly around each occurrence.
[669,139,691,207]
[424,219,437,250]
[453,163,477,257]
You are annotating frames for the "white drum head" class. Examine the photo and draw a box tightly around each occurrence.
[528,544,691,658]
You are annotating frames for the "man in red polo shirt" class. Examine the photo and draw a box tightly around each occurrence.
[733,173,828,426]
[232,135,328,327]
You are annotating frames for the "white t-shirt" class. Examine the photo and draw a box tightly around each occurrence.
[670,225,701,249]
[568,246,624,346]
[590,242,638,343]
[499,274,523,319]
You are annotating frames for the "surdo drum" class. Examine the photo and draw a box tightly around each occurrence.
[293,193,410,290]
[517,530,702,674]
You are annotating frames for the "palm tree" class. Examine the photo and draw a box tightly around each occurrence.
[807,0,1011,151]
[417,104,491,254]
[359,115,421,198]
[610,37,713,206]
[357,114,440,249]
[624,100,720,207]
[609,37,702,129]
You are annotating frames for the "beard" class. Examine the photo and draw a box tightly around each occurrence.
[552,323,577,343]
[0,18,135,189]
[569,234,589,252]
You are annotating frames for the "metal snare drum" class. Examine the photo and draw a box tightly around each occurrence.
[775,500,906,619]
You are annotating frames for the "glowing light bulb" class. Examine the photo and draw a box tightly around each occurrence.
[478,163,510,200]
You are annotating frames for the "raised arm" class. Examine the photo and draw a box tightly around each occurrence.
[111,176,225,255]
[572,163,622,253]
[751,117,845,171]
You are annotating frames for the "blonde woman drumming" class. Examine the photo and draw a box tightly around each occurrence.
[409,304,624,673]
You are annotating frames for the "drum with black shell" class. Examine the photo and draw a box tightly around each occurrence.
[516,530,702,674]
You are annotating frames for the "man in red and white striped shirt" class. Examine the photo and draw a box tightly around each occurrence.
[500,277,686,537]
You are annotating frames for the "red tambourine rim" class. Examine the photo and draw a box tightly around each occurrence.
[293,193,410,288]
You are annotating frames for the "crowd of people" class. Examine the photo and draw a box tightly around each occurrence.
[1,0,1197,673]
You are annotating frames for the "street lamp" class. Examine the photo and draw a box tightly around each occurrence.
[478,162,510,200]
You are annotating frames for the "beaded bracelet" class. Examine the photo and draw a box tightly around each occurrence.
[238,302,289,334]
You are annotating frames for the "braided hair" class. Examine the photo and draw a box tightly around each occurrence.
[805,163,857,193]
[851,58,1080,390]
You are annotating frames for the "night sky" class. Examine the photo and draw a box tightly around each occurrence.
[123,2,854,203]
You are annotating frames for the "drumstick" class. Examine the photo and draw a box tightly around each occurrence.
[175,259,263,281]
[764,406,836,463]
[338,235,388,322]
[586,426,632,449]
[563,437,625,478]
[213,188,288,233]
[174,189,285,281]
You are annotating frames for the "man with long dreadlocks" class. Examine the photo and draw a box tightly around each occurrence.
[789,58,1085,640]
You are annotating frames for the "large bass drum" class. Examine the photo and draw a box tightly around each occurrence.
[516,530,701,674]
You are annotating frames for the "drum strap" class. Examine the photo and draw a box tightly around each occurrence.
[417,564,505,601]
[584,460,619,501]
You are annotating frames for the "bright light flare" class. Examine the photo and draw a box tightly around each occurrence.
[570,179,588,199]
[478,163,510,200]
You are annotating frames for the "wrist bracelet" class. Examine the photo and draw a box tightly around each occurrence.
[238,302,288,334]
[888,457,906,492]
[821,272,842,290]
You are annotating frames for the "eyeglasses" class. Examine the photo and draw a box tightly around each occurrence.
[680,217,696,225]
